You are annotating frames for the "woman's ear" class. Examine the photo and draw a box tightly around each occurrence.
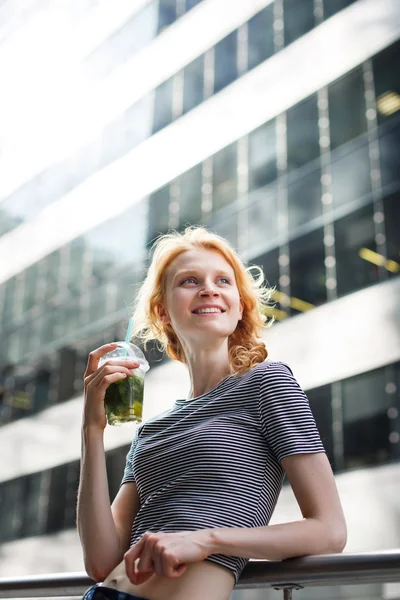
[158,304,170,325]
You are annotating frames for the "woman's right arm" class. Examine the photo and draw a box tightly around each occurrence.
[76,344,141,582]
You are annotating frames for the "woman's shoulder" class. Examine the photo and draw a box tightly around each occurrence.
[246,359,294,378]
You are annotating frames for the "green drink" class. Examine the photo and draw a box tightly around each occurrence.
[99,342,149,426]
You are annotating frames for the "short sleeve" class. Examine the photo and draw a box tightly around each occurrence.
[121,426,141,486]
[258,362,325,463]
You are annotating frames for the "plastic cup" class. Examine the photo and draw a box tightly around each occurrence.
[98,342,149,426]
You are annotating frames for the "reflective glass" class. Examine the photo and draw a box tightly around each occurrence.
[22,473,43,537]
[342,367,392,469]
[383,191,400,278]
[214,31,238,94]
[212,210,238,250]
[331,138,372,212]
[179,164,203,228]
[115,266,142,314]
[67,237,88,296]
[33,364,52,413]
[247,184,279,253]
[182,54,204,115]
[283,0,315,47]
[46,464,68,534]
[0,479,24,541]
[248,120,277,192]
[64,461,80,529]
[57,347,77,403]
[43,249,63,301]
[158,0,177,33]
[152,78,174,134]
[289,228,327,311]
[185,0,203,10]
[212,143,237,214]
[328,67,367,150]
[2,276,17,328]
[251,248,286,320]
[148,185,170,243]
[247,4,274,71]
[335,204,379,297]
[323,0,357,20]
[286,94,319,172]
[84,2,159,78]
[22,263,38,313]
[379,115,400,192]
[373,40,400,125]
[307,385,335,469]
[287,163,322,232]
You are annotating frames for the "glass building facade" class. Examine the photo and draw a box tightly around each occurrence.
[0,0,399,592]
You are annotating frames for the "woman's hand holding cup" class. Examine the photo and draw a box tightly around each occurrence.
[83,343,140,430]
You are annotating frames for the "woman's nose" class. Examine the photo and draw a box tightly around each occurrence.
[199,283,220,296]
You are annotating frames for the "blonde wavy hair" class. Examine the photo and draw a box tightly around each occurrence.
[132,227,274,375]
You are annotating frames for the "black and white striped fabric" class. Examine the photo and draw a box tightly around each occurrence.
[121,361,325,583]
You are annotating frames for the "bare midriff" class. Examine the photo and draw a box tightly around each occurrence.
[101,559,235,600]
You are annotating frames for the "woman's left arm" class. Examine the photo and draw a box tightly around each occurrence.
[208,451,347,560]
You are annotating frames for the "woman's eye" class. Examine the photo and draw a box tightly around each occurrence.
[182,277,197,284]
[219,277,231,284]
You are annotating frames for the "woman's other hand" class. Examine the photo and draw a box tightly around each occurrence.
[83,343,140,430]
[124,530,214,584]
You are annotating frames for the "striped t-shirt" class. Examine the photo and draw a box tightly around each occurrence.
[121,360,325,583]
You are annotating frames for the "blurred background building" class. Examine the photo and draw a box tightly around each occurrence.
[0,0,399,598]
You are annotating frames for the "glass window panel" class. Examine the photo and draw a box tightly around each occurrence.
[212,211,238,250]
[84,2,159,78]
[158,0,177,34]
[107,446,130,502]
[44,249,63,301]
[251,248,286,321]
[182,54,204,114]
[323,0,357,20]
[335,205,379,297]
[22,263,38,313]
[46,464,68,534]
[33,365,52,413]
[286,94,320,171]
[378,116,400,191]
[2,276,17,326]
[115,266,142,314]
[383,191,400,278]
[287,163,322,232]
[64,461,80,530]
[247,185,279,253]
[67,237,87,296]
[373,40,400,125]
[248,120,277,192]
[247,5,274,71]
[0,479,24,542]
[22,473,44,537]
[152,78,174,134]
[307,385,335,469]
[214,31,238,94]
[185,0,203,10]
[283,0,315,47]
[56,347,77,403]
[40,310,58,346]
[212,143,237,214]
[289,228,327,311]
[328,67,367,150]
[331,139,372,212]
[148,185,170,243]
[179,164,203,227]
[342,367,392,469]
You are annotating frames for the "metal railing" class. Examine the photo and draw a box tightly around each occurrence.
[0,550,399,599]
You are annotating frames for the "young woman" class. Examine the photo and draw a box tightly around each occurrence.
[77,227,347,600]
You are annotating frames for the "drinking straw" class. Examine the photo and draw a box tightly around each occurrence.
[125,316,134,344]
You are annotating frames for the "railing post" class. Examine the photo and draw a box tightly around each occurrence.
[273,583,303,600]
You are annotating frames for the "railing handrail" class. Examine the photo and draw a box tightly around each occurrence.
[0,550,399,598]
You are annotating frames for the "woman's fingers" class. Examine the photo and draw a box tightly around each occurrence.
[84,343,118,378]
[88,362,138,390]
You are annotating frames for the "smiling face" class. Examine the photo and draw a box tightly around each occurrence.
[159,248,243,349]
